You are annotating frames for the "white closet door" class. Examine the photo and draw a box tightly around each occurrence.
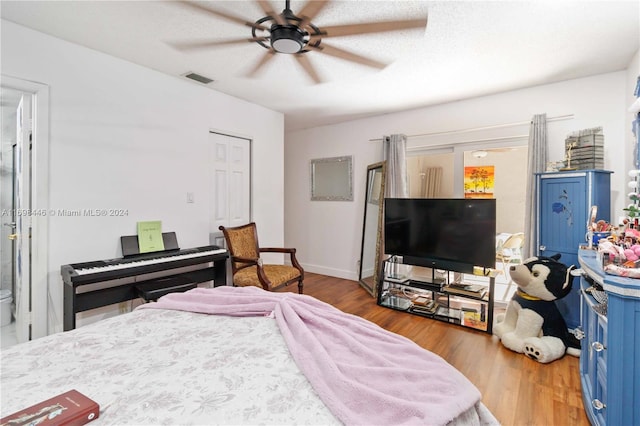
[14,95,32,343]
[209,132,251,248]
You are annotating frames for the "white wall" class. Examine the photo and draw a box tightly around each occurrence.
[1,20,285,332]
[285,124,383,279]
[286,71,630,281]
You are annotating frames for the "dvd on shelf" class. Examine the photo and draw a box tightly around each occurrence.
[443,283,487,298]
[410,300,439,316]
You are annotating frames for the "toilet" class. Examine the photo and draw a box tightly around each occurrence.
[0,289,13,326]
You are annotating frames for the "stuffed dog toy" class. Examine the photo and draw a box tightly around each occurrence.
[493,254,581,363]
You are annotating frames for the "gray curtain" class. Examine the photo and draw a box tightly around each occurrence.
[383,134,408,198]
[421,167,443,198]
[523,114,548,259]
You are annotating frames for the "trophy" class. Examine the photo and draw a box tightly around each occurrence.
[559,141,577,171]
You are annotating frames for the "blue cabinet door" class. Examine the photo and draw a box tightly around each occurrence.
[606,292,640,426]
[539,176,588,255]
[537,170,611,329]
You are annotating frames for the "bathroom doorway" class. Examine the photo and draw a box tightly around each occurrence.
[1,77,50,343]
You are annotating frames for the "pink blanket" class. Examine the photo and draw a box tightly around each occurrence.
[137,286,481,425]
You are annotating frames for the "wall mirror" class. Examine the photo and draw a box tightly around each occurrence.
[310,156,353,201]
[358,161,386,296]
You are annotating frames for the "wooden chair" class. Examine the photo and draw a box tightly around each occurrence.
[218,222,304,294]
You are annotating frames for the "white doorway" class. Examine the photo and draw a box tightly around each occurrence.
[1,88,22,336]
[406,145,528,305]
[13,93,32,343]
[0,76,50,342]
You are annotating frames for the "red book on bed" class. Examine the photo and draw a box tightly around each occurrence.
[0,389,99,426]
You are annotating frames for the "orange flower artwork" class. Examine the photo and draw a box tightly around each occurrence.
[464,166,495,199]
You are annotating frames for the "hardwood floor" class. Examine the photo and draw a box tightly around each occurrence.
[284,272,589,426]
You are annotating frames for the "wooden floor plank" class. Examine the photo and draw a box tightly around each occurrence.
[280,272,589,426]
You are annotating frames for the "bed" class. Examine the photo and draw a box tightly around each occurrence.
[1,287,499,425]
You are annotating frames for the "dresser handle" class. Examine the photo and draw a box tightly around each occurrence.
[574,328,585,340]
[592,399,605,411]
[591,341,606,352]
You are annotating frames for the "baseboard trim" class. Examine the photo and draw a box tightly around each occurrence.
[295,263,358,281]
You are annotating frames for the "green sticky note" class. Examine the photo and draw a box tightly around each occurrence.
[137,220,165,253]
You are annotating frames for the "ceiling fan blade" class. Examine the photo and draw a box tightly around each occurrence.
[246,50,276,77]
[294,53,323,84]
[307,43,387,69]
[309,17,427,40]
[179,1,270,31]
[297,0,330,28]
[256,0,287,26]
[169,37,268,51]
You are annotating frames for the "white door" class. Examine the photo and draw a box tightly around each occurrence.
[1,78,49,340]
[0,90,20,323]
[14,95,32,342]
[209,132,251,248]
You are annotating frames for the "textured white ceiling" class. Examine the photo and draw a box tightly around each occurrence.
[1,1,639,131]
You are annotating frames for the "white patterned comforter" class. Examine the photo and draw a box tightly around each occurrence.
[1,308,498,425]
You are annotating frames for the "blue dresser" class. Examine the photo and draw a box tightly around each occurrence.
[578,249,640,426]
[536,170,612,329]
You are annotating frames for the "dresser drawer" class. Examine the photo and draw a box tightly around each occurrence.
[580,275,608,426]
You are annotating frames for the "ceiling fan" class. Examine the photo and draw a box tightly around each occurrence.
[172,0,428,83]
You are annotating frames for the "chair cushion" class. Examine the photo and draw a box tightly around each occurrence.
[234,264,301,289]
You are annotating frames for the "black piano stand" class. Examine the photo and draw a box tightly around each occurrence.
[63,258,226,331]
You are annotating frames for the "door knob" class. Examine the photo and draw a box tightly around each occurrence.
[8,233,17,240]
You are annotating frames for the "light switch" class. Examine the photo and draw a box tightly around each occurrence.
[187,192,195,203]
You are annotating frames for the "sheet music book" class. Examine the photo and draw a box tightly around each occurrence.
[137,220,165,253]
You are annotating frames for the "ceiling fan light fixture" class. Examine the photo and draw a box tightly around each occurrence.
[271,26,306,53]
[173,0,429,82]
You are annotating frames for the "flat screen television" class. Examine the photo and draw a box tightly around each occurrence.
[384,198,496,274]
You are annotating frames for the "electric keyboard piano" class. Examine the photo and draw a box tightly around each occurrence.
[62,244,228,331]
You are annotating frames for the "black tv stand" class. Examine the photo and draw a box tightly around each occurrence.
[377,259,496,334]
[428,277,446,285]
[429,264,445,285]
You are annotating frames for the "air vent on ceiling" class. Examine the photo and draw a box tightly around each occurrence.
[183,72,214,84]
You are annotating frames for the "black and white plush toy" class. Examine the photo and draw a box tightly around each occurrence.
[493,254,581,363]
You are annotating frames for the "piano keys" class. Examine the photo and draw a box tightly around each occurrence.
[63,246,227,284]
[61,244,228,331]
